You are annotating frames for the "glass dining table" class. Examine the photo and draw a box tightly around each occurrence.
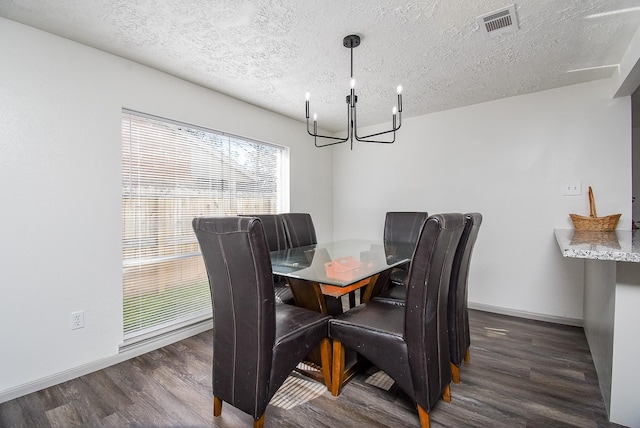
[269,239,414,387]
[270,239,413,310]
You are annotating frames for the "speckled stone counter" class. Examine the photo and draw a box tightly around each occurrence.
[554,228,640,263]
[555,228,640,427]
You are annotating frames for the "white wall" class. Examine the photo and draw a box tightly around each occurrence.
[332,80,632,322]
[0,17,333,398]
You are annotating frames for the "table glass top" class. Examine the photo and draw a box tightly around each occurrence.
[270,239,414,286]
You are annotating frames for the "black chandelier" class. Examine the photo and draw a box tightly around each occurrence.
[305,34,403,150]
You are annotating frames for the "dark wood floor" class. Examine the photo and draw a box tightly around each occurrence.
[0,310,625,428]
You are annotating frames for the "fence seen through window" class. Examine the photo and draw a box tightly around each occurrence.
[121,110,288,342]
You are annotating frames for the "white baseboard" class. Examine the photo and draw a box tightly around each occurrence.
[0,320,213,404]
[469,302,583,327]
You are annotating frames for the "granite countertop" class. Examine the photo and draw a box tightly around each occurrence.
[554,228,640,263]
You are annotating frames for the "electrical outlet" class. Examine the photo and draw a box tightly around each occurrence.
[563,181,581,196]
[71,310,84,330]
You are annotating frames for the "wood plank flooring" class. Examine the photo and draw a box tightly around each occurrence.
[0,310,626,427]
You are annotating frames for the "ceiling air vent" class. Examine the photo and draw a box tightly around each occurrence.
[478,4,518,38]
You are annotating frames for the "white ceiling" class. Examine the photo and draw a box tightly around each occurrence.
[2,0,640,132]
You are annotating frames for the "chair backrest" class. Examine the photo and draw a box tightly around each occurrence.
[448,212,482,365]
[383,211,429,245]
[404,213,464,411]
[281,213,317,248]
[239,214,288,252]
[192,216,275,416]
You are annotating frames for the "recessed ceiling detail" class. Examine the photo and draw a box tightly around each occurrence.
[478,4,519,37]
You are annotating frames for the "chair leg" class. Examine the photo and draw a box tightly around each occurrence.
[253,413,265,428]
[319,337,332,390]
[451,362,460,384]
[213,396,222,417]
[464,348,470,364]
[331,340,345,397]
[442,384,451,403]
[417,404,430,428]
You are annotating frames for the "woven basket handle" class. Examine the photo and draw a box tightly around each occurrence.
[588,186,597,218]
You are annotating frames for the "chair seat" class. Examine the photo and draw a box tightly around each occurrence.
[275,303,331,343]
[271,304,331,391]
[329,300,412,395]
[330,300,405,337]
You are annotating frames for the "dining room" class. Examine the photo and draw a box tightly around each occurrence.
[1,1,640,427]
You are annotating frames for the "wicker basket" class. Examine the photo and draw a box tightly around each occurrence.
[569,186,621,231]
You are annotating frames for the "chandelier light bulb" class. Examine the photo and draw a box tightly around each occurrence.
[397,85,403,94]
[392,106,397,115]
[305,92,310,101]
[350,78,356,89]
[313,113,317,121]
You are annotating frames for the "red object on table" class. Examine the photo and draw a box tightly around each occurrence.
[325,257,364,281]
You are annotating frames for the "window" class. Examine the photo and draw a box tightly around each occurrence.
[121,110,288,344]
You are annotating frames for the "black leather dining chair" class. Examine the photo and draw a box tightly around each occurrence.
[192,216,331,428]
[374,213,483,384]
[281,213,317,248]
[239,214,295,305]
[328,214,465,428]
[447,213,482,383]
[281,212,351,311]
[384,211,430,243]
[384,211,429,287]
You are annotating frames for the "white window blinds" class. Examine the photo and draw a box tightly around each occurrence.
[121,110,288,343]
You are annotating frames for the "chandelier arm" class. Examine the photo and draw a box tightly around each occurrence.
[306,118,348,141]
[356,130,396,142]
[354,120,398,142]
[356,138,396,144]
[351,102,393,143]
[354,107,401,142]
[314,137,349,148]
[355,120,402,140]
[355,130,396,144]
[307,129,350,141]
[306,117,349,147]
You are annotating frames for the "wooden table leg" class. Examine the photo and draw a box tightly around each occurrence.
[319,337,332,389]
[331,340,345,396]
[360,273,384,303]
[287,278,330,314]
[287,276,372,392]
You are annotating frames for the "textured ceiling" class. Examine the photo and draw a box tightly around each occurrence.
[2,0,640,132]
